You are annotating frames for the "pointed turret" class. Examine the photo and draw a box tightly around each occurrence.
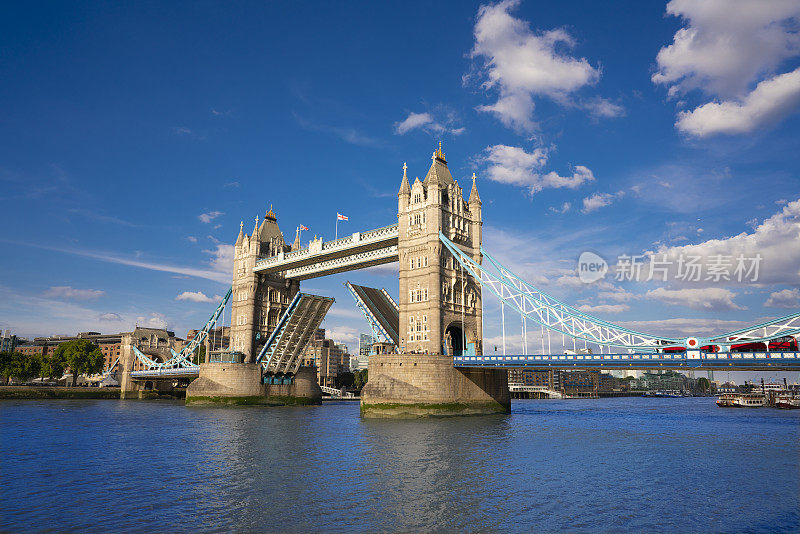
[399,162,411,197]
[469,172,481,205]
[236,221,244,245]
[424,142,454,187]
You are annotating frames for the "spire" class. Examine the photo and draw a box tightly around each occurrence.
[265,204,277,221]
[399,161,411,196]
[236,221,244,245]
[424,143,453,186]
[252,215,259,236]
[469,172,481,204]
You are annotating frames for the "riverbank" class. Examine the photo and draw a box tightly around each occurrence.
[0,386,185,400]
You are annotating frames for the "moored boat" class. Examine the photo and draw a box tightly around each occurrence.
[716,393,765,407]
[774,395,800,409]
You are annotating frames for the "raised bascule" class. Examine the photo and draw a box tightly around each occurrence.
[117,144,800,415]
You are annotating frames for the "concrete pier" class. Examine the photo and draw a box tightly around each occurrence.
[361,353,510,418]
[185,363,322,405]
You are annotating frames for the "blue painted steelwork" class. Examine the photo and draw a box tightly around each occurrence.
[454,351,800,371]
[345,282,398,347]
[130,367,200,379]
[255,291,303,365]
[440,232,800,351]
[132,288,232,371]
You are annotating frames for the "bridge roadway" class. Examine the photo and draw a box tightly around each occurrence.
[253,224,398,280]
[454,351,800,371]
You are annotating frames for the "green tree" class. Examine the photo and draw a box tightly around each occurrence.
[0,351,11,384]
[336,371,355,389]
[697,377,710,392]
[353,369,369,390]
[0,351,40,383]
[53,340,104,386]
[37,352,65,380]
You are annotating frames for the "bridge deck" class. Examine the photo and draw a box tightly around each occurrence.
[130,367,200,380]
[347,283,400,346]
[454,351,800,371]
[253,224,398,279]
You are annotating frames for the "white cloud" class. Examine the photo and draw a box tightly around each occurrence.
[577,303,630,314]
[198,211,223,223]
[187,236,198,243]
[204,244,234,275]
[584,97,626,119]
[617,317,751,338]
[224,181,240,188]
[549,202,571,214]
[136,312,169,329]
[395,112,433,134]
[176,291,222,303]
[675,67,800,136]
[764,288,800,308]
[469,0,601,131]
[480,144,594,195]
[99,312,122,321]
[581,191,624,213]
[653,0,800,98]
[43,286,104,300]
[394,110,465,136]
[653,0,800,135]
[651,198,800,286]
[646,287,744,311]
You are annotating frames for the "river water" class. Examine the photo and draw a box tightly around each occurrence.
[1,397,798,533]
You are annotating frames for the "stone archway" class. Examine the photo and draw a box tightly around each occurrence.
[445,323,464,356]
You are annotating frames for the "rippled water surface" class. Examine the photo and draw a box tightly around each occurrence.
[1,397,798,533]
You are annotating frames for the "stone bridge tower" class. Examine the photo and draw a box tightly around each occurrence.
[361,144,509,417]
[397,143,483,356]
[230,207,300,363]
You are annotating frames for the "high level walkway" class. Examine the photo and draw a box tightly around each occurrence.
[253,224,398,280]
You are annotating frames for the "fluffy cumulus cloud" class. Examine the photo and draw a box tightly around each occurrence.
[137,312,169,329]
[98,312,122,321]
[650,198,800,286]
[198,211,223,223]
[581,191,624,214]
[480,144,594,195]
[675,67,800,136]
[653,0,800,136]
[764,288,800,308]
[394,111,465,136]
[43,286,104,300]
[469,0,601,131]
[646,287,745,311]
[204,244,235,274]
[176,291,222,303]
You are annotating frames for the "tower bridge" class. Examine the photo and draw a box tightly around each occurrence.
[116,143,800,415]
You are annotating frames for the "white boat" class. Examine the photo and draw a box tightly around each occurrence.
[716,393,765,407]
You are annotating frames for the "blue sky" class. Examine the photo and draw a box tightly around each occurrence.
[1,0,799,381]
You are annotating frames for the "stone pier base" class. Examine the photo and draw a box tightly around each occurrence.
[360,353,510,418]
[185,363,322,406]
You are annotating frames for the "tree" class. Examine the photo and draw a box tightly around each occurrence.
[37,352,65,380]
[697,377,710,392]
[53,340,104,386]
[0,351,40,384]
[353,369,368,390]
[0,351,11,384]
[336,371,355,389]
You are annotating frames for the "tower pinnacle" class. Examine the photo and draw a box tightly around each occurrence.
[399,161,411,196]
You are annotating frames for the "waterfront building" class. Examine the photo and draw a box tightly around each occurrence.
[1,330,18,353]
[301,330,353,387]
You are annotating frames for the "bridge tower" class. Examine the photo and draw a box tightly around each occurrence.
[361,145,510,417]
[230,207,300,363]
[397,144,483,356]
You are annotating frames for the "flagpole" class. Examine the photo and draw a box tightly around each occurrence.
[335,214,338,240]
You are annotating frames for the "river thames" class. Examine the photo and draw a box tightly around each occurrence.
[1,397,798,533]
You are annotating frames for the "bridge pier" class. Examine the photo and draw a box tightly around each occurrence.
[361,353,510,418]
[185,363,322,405]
